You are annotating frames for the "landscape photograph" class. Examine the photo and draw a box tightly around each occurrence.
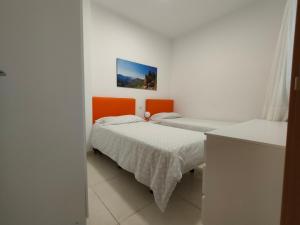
[117,58,157,90]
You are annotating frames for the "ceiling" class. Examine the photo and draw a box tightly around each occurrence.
[93,0,260,38]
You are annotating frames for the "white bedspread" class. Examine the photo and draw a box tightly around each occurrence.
[91,122,205,211]
[153,117,235,132]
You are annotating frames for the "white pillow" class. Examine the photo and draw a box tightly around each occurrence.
[150,112,182,120]
[95,115,144,125]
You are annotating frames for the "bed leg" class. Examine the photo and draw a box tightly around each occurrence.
[93,148,101,155]
[190,169,195,174]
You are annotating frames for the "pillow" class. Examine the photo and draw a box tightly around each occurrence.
[150,112,182,120]
[95,115,144,125]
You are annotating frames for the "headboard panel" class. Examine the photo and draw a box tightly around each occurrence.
[145,99,174,116]
[92,97,135,123]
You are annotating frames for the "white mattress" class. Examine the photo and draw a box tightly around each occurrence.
[91,122,205,211]
[152,117,236,132]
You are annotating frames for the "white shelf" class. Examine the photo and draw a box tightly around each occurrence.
[206,119,287,148]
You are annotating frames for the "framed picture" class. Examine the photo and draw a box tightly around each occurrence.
[117,58,157,90]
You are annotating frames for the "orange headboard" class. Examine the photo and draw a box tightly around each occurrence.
[145,99,174,116]
[92,97,135,123]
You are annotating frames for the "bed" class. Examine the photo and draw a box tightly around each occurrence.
[146,99,236,132]
[91,97,205,212]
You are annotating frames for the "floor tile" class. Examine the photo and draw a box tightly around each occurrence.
[87,188,118,225]
[92,172,153,223]
[87,152,204,225]
[174,166,203,209]
[120,196,203,225]
[87,152,124,186]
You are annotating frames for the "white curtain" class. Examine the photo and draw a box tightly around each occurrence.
[262,0,297,121]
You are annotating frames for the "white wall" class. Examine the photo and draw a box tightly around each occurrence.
[0,0,87,225]
[170,0,286,122]
[84,0,286,149]
[90,2,172,114]
[83,0,93,152]
[85,1,172,149]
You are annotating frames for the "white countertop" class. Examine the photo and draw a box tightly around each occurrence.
[206,119,287,148]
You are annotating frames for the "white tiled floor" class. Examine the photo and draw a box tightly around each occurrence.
[86,151,203,225]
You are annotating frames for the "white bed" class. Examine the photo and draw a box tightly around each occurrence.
[91,121,205,212]
[145,99,236,132]
[151,114,236,132]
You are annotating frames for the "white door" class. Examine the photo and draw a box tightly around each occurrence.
[0,1,87,225]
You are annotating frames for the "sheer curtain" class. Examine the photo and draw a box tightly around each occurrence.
[262,0,297,121]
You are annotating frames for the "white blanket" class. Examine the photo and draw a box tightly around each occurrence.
[91,122,205,211]
[152,117,235,132]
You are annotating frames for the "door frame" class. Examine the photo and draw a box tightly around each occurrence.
[280,0,300,225]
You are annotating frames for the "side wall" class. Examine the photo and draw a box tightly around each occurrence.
[83,0,93,151]
[0,0,87,224]
[170,0,286,121]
